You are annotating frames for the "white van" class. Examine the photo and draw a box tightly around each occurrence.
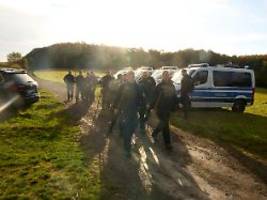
[172,65,255,112]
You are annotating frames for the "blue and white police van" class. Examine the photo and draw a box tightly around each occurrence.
[172,64,255,112]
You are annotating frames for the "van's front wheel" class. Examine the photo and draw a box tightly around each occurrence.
[232,99,246,113]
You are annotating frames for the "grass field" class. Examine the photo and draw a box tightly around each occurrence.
[172,88,267,159]
[34,70,105,84]
[0,90,101,199]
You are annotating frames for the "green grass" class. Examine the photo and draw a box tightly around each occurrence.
[0,90,101,199]
[34,70,105,84]
[172,88,267,159]
[34,70,103,99]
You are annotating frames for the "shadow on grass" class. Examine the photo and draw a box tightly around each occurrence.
[173,108,267,185]
[0,103,33,123]
[0,109,16,122]
[47,99,94,125]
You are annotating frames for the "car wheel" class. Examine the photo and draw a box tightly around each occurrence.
[232,99,246,113]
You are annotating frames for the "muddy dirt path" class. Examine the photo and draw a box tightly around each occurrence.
[38,79,267,200]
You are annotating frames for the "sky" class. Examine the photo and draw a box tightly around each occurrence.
[0,0,267,61]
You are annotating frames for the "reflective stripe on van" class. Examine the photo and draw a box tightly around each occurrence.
[191,88,253,103]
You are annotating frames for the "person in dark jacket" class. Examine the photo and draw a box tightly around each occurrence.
[138,71,156,133]
[108,73,125,134]
[151,71,177,151]
[100,71,113,109]
[114,71,144,157]
[89,71,98,103]
[63,70,75,101]
[75,71,85,103]
[180,69,193,119]
[84,71,98,104]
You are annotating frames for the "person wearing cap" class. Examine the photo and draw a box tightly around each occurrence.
[113,71,144,157]
[138,71,156,133]
[151,71,177,151]
[63,70,75,102]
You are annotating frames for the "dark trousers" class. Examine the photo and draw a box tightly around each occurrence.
[139,108,146,131]
[120,117,137,153]
[66,85,74,101]
[108,111,119,134]
[152,112,171,146]
[102,89,111,109]
[76,86,84,102]
[181,94,190,119]
[84,89,95,104]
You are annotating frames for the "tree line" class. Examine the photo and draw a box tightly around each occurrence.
[0,52,28,69]
[24,42,267,87]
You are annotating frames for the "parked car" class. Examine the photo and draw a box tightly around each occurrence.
[172,65,255,112]
[0,68,39,107]
[113,69,129,79]
[134,66,154,82]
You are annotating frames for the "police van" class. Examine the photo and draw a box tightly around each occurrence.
[172,65,255,112]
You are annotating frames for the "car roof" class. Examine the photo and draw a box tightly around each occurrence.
[161,66,178,69]
[0,68,27,74]
[137,66,153,70]
[185,66,253,73]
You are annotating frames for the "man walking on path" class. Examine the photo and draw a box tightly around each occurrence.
[151,71,177,151]
[180,69,193,119]
[108,73,125,134]
[114,71,144,157]
[75,71,85,103]
[100,71,113,109]
[138,71,156,133]
[88,71,98,103]
[84,71,98,104]
[63,70,75,102]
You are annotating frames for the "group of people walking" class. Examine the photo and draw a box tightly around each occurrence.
[63,70,98,103]
[63,68,193,158]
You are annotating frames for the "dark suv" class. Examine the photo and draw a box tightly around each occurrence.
[0,68,39,106]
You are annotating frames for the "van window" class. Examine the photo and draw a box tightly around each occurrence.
[213,71,252,87]
[193,70,208,85]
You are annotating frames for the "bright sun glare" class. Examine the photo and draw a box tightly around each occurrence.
[0,0,267,60]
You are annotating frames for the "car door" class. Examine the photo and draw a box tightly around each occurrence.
[190,69,210,107]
